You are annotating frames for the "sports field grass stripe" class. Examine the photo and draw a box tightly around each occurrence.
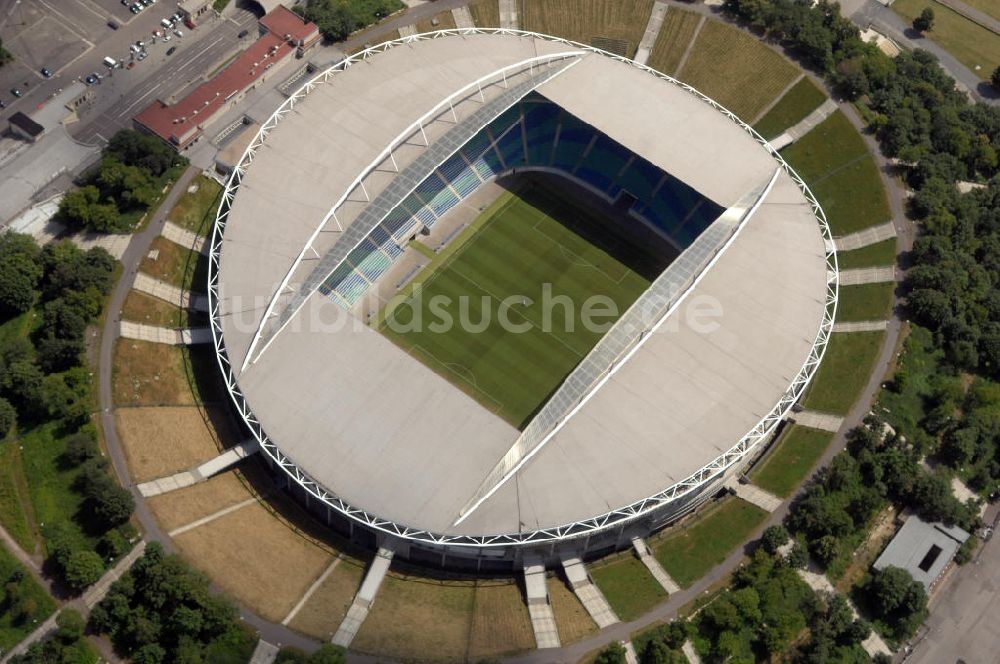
[379,184,650,427]
[835,282,895,322]
[836,239,897,270]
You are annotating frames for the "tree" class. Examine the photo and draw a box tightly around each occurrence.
[913,7,935,32]
[760,524,789,554]
[595,641,627,664]
[64,550,105,590]
[0,397,15,438]
[993,65,1000,91]
[0,232,42,319]
[56,608,87,642]
[868,566,928,640]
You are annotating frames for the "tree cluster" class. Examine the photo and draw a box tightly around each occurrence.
[275,646,348,664]
[636,620,689,664]
[57,130,186,233]
[89,543,257,664]
[788,416,978,570]
[862,566,928,641]
[298,0,405,42]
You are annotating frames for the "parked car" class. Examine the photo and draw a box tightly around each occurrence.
[137,51,148,61]
[0,100,6,109]
[91,71,103,81]
[162,34,171,41]
[84,75,96,85]
[127,62,135,69]
[172,11,183,21]
[166,46,177,56]
[173,29,183,38]
[107,19,119,30]
[130,3,141,14]
[237,29,249,39]
[10,88,22,97]
[40,67,52,78]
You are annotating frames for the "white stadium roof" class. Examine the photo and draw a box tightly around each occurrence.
[210,31,835,545]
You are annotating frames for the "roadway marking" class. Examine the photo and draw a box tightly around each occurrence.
[69,0,107,22]
[37,0,94,46]
[117,81,165,117]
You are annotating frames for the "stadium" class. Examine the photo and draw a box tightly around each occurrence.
[208,29,838,570]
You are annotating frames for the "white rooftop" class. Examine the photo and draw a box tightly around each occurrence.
[214,32,830,540]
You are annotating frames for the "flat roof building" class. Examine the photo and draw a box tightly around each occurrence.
[8,112,44,142]
[874,514,970,590]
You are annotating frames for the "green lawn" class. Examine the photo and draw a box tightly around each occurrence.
[167,175,223,237]
[677,19,800,121]
[652,497,767,588]
[19,423,102,562]
[140,236,209,294]
[0,544,56,652]
[892,0,1000,79]
[781,111,890,235]
[837,239,897,270]
[960,0,1000,21]
[836,283,895,322]
[876,324,954,438]
[379,186,650,427]
[0,439,37,552]
[646,8,703,76]
[750,425,833,498]
[753,77,826,139]
[803,331,885,415]
[589,554,667,621]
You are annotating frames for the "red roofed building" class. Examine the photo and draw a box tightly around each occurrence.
[134,7,319,151]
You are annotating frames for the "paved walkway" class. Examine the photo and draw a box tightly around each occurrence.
[832,320,889,332]
[132,272,209,311]
[332,546,394,647]
[169,496,259,537]
[631,537,680,593]
[137,441,258,498]
[634,1,670,65]
[249,640,280,664]
[839,266,895,285]
[452,5,474,28]
[797,565,892,658]
[561,557,619,628]
[834,220,897,251]
[162,221,210,256]
[770,98,838,150]
[624,640,639,664]
[673,15,706,77]
[752,73,804,125]
[726,479,783,513]
[398,24,417,36]
[791,410,845,433]
[682,640,702,664]
[499,0,518,29]
[118,321,212,345]
[523,556,561,648]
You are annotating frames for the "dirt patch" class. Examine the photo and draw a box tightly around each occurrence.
[468,579,535,659]
[352,573,476,662]
[287,556,367,640]
[835,506,898,593]
[146,469,259,532]
[115,406,229,482]
[172,500,334,623]
[547,575,597,644]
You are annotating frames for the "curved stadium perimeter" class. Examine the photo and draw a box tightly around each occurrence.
[208,29,838,571]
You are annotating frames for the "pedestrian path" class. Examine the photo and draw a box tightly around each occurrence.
[561,556,619,628]
[119,321,212,345]
[283,556,343,625]
[834,221,896,251]
[634,1,669,65]
[839,266,895,285]
[499,0,518,29]
[790,409,844,433]
[523,555,560,648]
[169,496,259,537]
[137,440,259,498]
[82,541,148,609]
[398,24,417,37]
[832,320,889,333]
[452,5,474,29]
[682,640,702,664]
[249,640,279,664]
[332,546,394,647]
[797,565,892,658]
[726,478,783,512]
[133,272,209,311]
[624,640,640,664]
[162,221,209,256]
[631,536,680,593]
[770,98,838,150]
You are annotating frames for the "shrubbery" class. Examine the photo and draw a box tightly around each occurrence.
[298,0,405,42]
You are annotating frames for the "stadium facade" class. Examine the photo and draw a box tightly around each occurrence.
[208,30,838,570]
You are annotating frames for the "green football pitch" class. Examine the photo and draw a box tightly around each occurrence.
[378,185,653,428]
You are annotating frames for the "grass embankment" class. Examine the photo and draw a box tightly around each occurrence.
[781,111,891,236]
[517,0,655,57]
[590,553,667,621]
[646,9,703,76]
[677,19,800,121]
[750,425,833,498]
[753,77,826,138]
[892,0,1000,79]
[651,497,767,588]
[837,238,897,269]
[803,331,886,415]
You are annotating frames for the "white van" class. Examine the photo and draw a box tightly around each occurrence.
[103,56,117,68]
[161,18,173,29]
